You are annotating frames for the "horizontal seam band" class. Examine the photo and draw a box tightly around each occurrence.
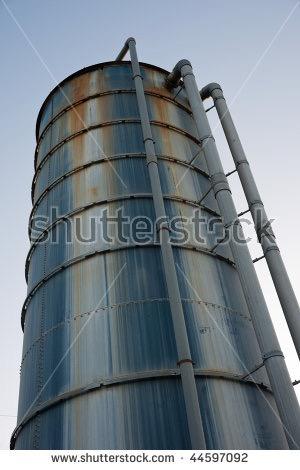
[23,244,235,330]
[31,153,210,221]
[11,367,272,449]
[27,193,222,275]
[33,119,201,186]
[36,89,193,155]
[21,297,246,366]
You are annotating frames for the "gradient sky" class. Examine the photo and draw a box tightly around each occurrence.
[0,0,299,450]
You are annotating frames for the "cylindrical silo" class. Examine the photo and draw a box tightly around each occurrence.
[12,61,288,449]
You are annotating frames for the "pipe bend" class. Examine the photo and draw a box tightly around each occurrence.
[165,59,191,90]
[173,59,192,72]
[125,37,136,45]
[200,82,223,101]
[115,37,136,61]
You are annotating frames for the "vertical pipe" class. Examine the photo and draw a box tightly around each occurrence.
[125,38,206,450]
[167,61,300,449]
[200,83,300,360]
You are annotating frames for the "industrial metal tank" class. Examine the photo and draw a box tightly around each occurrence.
[12,61,288,449]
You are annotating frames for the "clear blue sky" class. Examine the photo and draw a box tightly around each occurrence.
[0,0,299,450]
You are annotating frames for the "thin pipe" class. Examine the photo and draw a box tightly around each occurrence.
[200,82,300,360]
[120,38,206,450]
[115,38,131,61]
[166,60,300,449]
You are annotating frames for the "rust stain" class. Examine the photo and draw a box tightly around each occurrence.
[71,72,91,103]
[157,124,173,157]
[151,95,169,123]
[143,67,171,99]
[90,186,99,200]
[68,102,86,135]
[70,81,90,211]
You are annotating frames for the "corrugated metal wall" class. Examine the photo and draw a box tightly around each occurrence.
[14,62,288,449]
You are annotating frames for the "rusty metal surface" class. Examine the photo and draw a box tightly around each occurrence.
[30,156,216,233]
[35,62,189,139]
[14,62,288,450]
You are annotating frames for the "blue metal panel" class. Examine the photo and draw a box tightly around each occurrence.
[15,377,286,450]
[14,62,288,450]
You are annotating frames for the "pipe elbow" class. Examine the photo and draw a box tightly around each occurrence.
[165,59,191,90]
[173,59,192,72]
[200,82,223,100]
[115,37,136,61]
[125,37,136,46]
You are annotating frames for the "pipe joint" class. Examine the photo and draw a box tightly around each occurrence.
[262,350,284,362]
[147,158,158,166]
[256,220,275,241]
[155,218,170,233]
[200,83,223,101]
[210,172,231,197]
[115,37,136,61]
[165,59,191,90]
[263,245,280,255]
[132,73,143,80]
[200,134,215,145]
[174,59,192,71]
[143,137,154,144]
[236,159,249,167]
[126,37,136,46]
[249,199,263,209]
[177,358,194,366]
[224,218,240,230]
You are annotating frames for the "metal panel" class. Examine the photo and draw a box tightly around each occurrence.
[30,159,217,238]
[15,377,286,450]
[14,62,288,449]
[33,125,207,203]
